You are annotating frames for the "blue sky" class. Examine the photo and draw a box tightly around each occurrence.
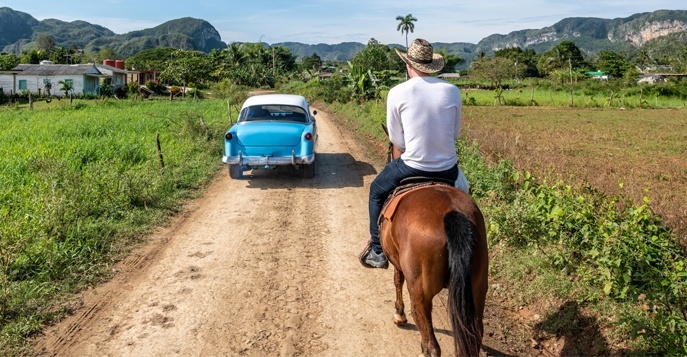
[4,1,685,45]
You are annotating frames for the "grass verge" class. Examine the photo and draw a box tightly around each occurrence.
[0,98,231,355]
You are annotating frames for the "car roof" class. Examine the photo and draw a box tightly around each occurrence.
[241,94,309,110]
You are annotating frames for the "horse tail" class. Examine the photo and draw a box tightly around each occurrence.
[444,210,481,356]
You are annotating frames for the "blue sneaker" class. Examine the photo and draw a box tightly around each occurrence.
[359,244,389,269]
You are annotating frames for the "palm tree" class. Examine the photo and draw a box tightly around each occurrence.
[226,42,245,69]
[396,14,417,50]
[57,80,73,97]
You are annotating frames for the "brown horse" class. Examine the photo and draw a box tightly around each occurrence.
[379,133,489,356]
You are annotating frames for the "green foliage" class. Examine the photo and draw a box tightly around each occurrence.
[34,33,55,52]
[395,14,417,49]
[125,47,177,71]
[127,81,139,95]
[315,97,687,355]
[208,43,298,88]
[301,52,322,72]
[457,79,687,109]
[537,41,589,76]
[594,50,633,78]
[434,47,465,73]
[280,76,352,104]
[19,49,47,64]
[57,80,73,97]
[0,53,20,70]
[160,50,212,87]
[0,100,227,353]
[470,57,517,87]
[349,43,395,73]
[144,80,163,95]
[494,46,540,78]
[484,169,687,354]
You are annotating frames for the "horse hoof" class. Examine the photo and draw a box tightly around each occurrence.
[394,313,407,325]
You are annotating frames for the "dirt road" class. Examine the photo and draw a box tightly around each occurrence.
[34,108,525,356]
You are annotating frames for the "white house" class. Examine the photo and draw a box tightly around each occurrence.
[0,61,106,97]
[637,74,668,84]
[95,63,127,91]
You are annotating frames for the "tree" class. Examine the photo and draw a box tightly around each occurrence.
[48,47,76,64]
[348,42,397,100]
[20,49,48,64]
[351,42,393,73]
[537,41,587,77]
[301,52,322,72]
[595,50,632,78]
[160,50,212,92]
[0,53,20,71]
[225,43,246,69]
[396,14,417,50]
[95,48,120,63]
[35,34,56,53]
[126,48,177,71]
[470,56,516,88]
[435,48,464,73]
[634,49,652,70]
[57,79,74,97]
[494,46,540,78]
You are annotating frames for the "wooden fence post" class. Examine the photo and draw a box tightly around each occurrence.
[156,133,165,170]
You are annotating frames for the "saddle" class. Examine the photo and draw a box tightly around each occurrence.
[378,176,454,226]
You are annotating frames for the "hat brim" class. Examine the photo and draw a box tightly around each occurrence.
[395,48,444,73]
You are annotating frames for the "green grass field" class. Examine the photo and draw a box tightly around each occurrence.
[0,99,230,353]
[461,87,687,109]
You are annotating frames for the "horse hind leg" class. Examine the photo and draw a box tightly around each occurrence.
[393,268,407,325]
[409,283,441,357]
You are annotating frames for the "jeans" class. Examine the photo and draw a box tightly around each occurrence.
[368,158,458,254]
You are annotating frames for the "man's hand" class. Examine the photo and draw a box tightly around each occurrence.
[391,144,403,160]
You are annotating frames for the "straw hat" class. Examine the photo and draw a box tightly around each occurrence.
[395,39,444,73]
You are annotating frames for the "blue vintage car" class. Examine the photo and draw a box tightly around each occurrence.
[222,94,318,179]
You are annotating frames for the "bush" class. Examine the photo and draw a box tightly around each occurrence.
[127,81,139,95]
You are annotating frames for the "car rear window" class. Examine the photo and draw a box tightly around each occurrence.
[240,105,308,123]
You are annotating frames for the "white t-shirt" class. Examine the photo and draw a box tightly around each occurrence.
[386,76,462,172]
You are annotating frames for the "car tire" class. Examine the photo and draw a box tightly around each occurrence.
[229,164,243,179]
[301,162,315,179]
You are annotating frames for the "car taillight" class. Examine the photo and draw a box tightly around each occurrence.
[225,132,233,140]
[304,132,313,140]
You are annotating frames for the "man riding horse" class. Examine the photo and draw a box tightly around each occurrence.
[360,38,468,269]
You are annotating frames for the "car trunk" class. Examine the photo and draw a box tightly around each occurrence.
[236,122,304,147]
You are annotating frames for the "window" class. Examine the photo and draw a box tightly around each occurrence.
[18,80,27,90]
[43,78,51,84]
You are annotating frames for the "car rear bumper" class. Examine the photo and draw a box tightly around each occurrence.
[222,152,315,166]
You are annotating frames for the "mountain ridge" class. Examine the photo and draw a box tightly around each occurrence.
[1,7,685,63]
[0,7,227,56]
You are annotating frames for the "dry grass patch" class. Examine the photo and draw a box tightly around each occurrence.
[462,106,687,241]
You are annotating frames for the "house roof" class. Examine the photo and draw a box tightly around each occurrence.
[12,64,103,76]
[96,64,127,74]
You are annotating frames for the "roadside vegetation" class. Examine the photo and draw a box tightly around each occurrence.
[0,99,230,354]
[305,96,686,356]
[1,26,687,355]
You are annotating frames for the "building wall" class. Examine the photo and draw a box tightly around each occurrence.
[0,74,100,96]
[0,75,15,94]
